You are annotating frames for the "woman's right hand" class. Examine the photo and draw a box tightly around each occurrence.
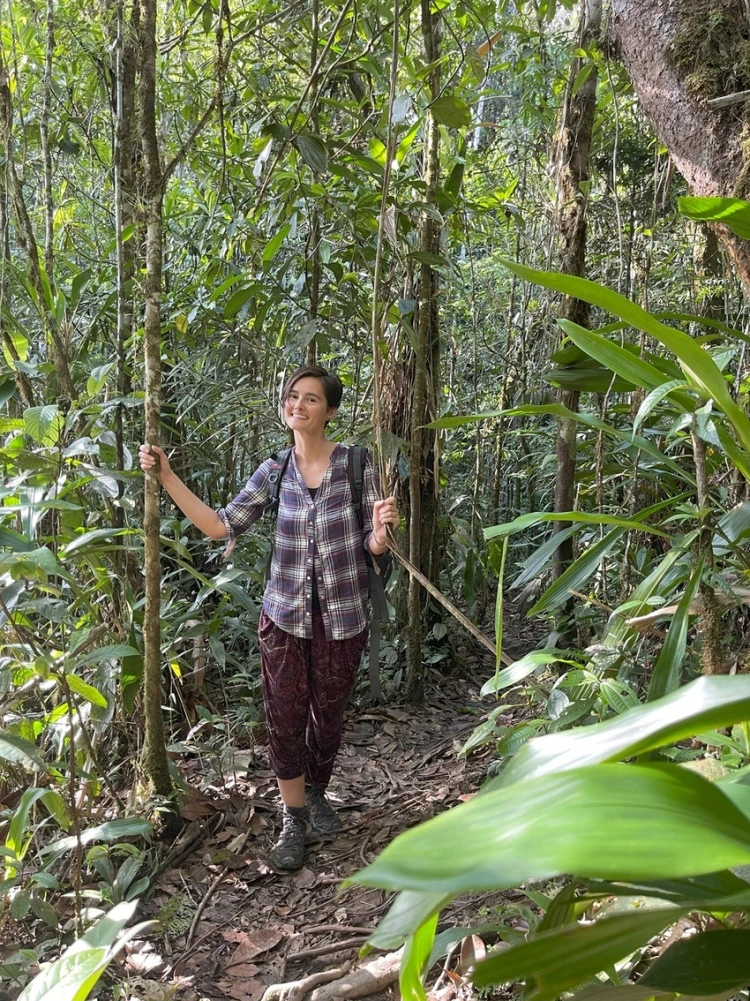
[138,443,171,481]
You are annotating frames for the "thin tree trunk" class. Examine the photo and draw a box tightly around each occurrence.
[138,0,172,798]
[0,61,75,401]
[307,0,320,366]
[552,0,601,583]
[40,0,55,280]
[405,0,441,705]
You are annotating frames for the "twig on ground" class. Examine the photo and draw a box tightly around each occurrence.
[305,925,375,936]
[172,899,253,975]
[184,829,251,947]
[285,936,367,963]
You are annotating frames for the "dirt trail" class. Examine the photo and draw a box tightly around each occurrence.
[126,665,516,1001]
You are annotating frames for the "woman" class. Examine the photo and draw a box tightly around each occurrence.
[139,365,399,870]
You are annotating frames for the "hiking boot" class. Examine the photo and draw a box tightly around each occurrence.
[270,807,313,871]
[308,785,342,835]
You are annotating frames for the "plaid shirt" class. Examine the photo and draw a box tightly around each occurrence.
[217,444,380,640]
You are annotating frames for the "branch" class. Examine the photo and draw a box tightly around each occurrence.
[706,89,750,109]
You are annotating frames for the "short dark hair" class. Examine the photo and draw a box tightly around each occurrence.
[282,366,343,410]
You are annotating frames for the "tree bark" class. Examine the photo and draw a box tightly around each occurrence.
[613,0,750,285]
[552,0,601,582]
[138,0,172,798]
[405,0,441,706]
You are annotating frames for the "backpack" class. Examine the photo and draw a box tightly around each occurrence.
[265,446,391,700]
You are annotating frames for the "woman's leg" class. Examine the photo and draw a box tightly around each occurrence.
[306,612,368,790]
[258,612,310,803]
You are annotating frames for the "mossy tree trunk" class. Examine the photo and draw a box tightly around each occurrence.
[613,0,750,285]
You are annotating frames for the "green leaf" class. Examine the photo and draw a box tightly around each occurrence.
[472,908,679,1000]
[499,675,750,786]
[23,405,64,446]
[499,259,750,456]
[0,732,44,770]
[633,380,691,435]
[529,528,626,616]
[65,674,109,709]
[367,891,451,950]
[640,928,750,994]
[41,818,153,856]
[353,764,750,895]
[679,196,750,239]
[262,225,291,266]
[558,319,674,393]
[121,627,143,714]
[0,378,16,408]
[295,134,328,173]
[17,900,154,1001]
[61,527,135,557]
[481,651,582,697]
[73,645,140,669]
[647,555,705,702]
[485,511,666,541]
[430,95,472,128]
[400,913,438,1001]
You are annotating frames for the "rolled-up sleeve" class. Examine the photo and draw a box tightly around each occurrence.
[217,458,274,542]
[362,450,381,553]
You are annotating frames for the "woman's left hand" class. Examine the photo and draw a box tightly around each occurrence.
[372,497,400,548]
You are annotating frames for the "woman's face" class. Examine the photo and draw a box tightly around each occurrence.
[284,376,337,434]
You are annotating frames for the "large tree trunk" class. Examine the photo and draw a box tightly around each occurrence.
[613,0,750,284]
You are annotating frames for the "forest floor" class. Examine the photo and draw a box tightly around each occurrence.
[113,616,541,1001]
[5,615,542,1001]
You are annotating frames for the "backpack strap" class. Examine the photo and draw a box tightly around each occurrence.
[264,447,293,582]
[347,445,365,533]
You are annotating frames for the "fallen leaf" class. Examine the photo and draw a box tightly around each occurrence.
[292,867,316,889]
[216,978,265,1001]
[224,926,288,967]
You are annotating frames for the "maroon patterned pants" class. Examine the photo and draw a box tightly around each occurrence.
[258,611,368,786]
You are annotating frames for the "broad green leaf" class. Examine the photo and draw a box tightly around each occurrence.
[23,405,64,446]
[7,787,50,863]
[18,900,154,1001]
[73,645,140,669]
[511,524,578,590]
[367,890,451,950]
[459,705,513,756]
[262,225,291,265]
[65,674,109,709]
[0,378,16,407]
[498,675,750,786]
[0,525,35,551]
[430,95,472,128]
[61,527,135,556]
[481,651,582,697]
[714,501,750,555]
[121,627,143,714]
[529,528,626,616]
[640,928,750,995]
[354,764,750,894]
[499,259,750,455]
[400,913,438,1001]
[493,535,508,670]
[485,512,666,541]
[678,196,750,239]
[41,817,153,856]
[558,319,674,392]
[633,380,691,435]
[545,365,637,393]
[472,909,680,1000]
[603,546,688,648]
[0,732,44,770]
[295,134,328,173]
[647,556,705,702]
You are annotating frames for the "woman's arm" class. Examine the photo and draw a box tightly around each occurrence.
[139,445,227,539]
